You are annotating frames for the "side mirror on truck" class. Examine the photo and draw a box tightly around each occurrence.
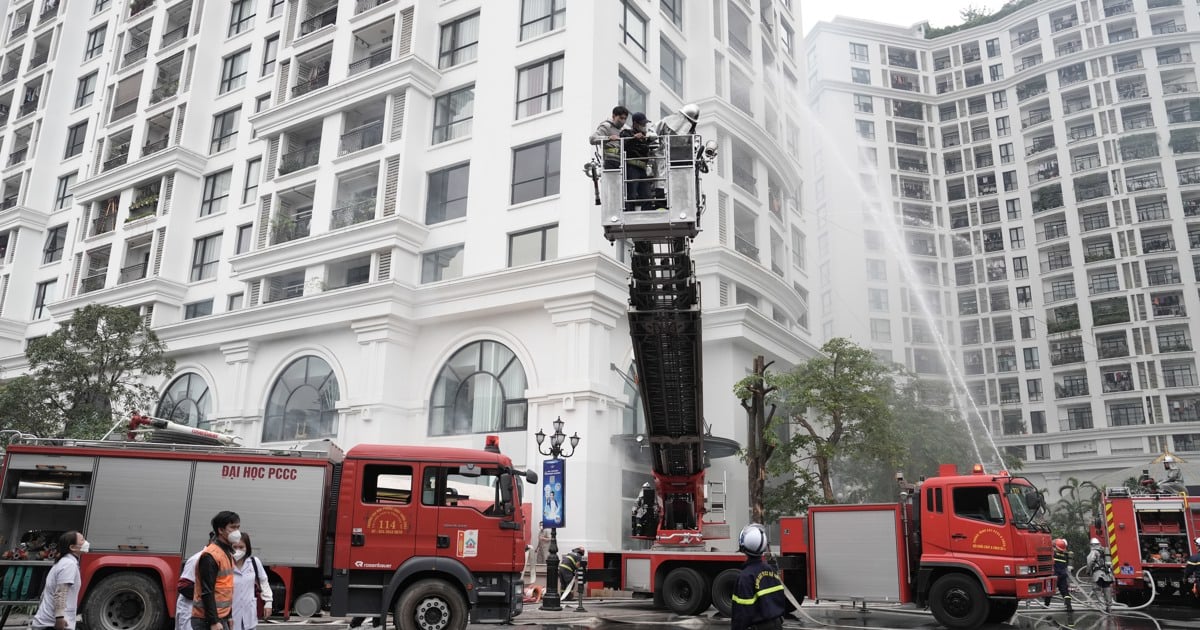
[525,469,538,484]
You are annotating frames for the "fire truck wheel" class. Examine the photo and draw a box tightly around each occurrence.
[661,567,710,616]
[985,599,1018,623]
[82,572,166,630]
[928,574,988,630]
[710,569,739,617]
[394,580,467,630]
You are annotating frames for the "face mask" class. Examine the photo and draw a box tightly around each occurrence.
[228,530,243,544]
[233,550,246,561]
[78,541,90,554]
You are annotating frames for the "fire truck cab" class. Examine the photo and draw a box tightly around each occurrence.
[0,434,534,630]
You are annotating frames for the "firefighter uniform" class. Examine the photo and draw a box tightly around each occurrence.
[1186,549,1200,597]
[731,557,795,630]
[558,548,583,594]
[1052,544,1072,611]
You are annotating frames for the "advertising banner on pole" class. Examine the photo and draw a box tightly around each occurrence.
[542,459,565,528]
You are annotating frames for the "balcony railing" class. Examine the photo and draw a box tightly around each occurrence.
[1085,247,1115,262]
[1137,202,1170,221]
[734,234,759,260]
[1051,347,1085,365]
[291,72,330,97]
[330,199,376,229]
[1126,173,1164,191]
[1185,199,1200,216]
[124,44,149,67]
[1169,109,1200,124]
[1113,59,1143,72]
[92,214,116,236]
[1119,86,1149,101]
[1041,255,1072,272]
[1124,113,1154,130]
[1053,17,1078,32]
[271,212,313,244]
[1026,139,1056,156]
[80,273,106,293]
[18,99,38,116]
[0,68,17,84]
[110,98,139,122]
[1055,383,1090,398]
[1045,286,1076,302]
[38,3,59,24]
[1056,43,1082,56]
[1152,23,1187,36]
[142,136,169,157]
[7,146,26,166]
[1022,111,1052,129]
[1142,237,1174,253]
[1121,145,1158,161]
[1159,339,1192,352]
[119,262,147,283]
[161,24,189,47]
[1077,184,1111,200]
[150,80,180,104]
[28,51,47,68]
[1165,82,1200,95]
[349,49,390,75]
[1099,341,1129,358]
[103,150,130,171]
[278,146,321,175]
[355,0,390,13]
[1148,0,1181,6]
[1148,269,1181,285]
[10,22,27,40]
[299,8,338,35]
[1154,303,1186,317]
[338,121,383,155]
[1073,155,1101,172]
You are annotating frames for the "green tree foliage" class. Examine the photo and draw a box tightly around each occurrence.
[0,304,174,438]
[924,0,1043,39]
[1051,477,1102,560]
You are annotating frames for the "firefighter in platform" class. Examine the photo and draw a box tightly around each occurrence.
[193,511,241,630]
[590,106,629,169]
[1159,455,1186,495]
[621,113,654,211]
[1186,536,1200,597]
[1046,538,1073,611]
[731,524,795,630]
[558,546,584,599]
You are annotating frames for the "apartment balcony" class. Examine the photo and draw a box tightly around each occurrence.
[1191,232,1200,249]
[124,44,149,68]
[1124,113,1155,130]
[1154,303,1187,318]
[6,146,26,167]
[91,214,116,236]
[892,77,918,92]
[1044,286,1076,303]
[349,50,390,76]
[17,98,38,117]
[1147,268,1182,286]
[1165,82,1199,96]
[1170,108,1200,124]
[1051,346,1085,365]
[299,8,338,36]
[79,273,106,294]
[1072,155,1101,173]
[1053,17,1079,32]
[1056,42,1082,56]
[28,50,47,69]
[734,234,759,260]
[1055,382,1090,399]
[38,1,59,24]
[292,72,330,97]
[1099,340,1129,358]
[1186,199,1200,216]
[1085,245,1115,262]
[278,147,321,175]
[1034,162,1061,181]
[119,263,147,284]
[1068,126,1097,143]
[897,158,928,173]
[330,199,376,229]
[1153,23,1187,35]
[1148,0,1182,7]
[1120,144,1159,161]
[1017,85,1048,102]
[1118,85,1149,101]
[10,23,27,40]
[1114,59,1143,73]
[1160,338,1192,353]
[1178,165,1200,185]
[161,24,189,48]
[1076,183,1111,201]
[103,149,130,172]
[1126,173,1164,191]
[1142,237,1174,253]
[900,184,931,200]
[129,0,154,18]
[110,98,139,122]
[1013,29,1040,47]
[339,121,383,155]
[1137,201,1170,221]
[895,132,925,147]
[271,210,313,244]
[1026,138,1056,156]
[355,0,390,13]
[1041,254,1072,272]
[150,80,180,105]
[1022,110,1053,129]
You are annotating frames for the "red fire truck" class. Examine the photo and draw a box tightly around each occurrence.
[0,419,535,630]
[1093,484,1200,605]
[590,112,1054,629]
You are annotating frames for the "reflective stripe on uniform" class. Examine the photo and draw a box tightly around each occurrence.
[731,583,785,605]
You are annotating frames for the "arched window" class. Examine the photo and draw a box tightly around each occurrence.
[429,340,527,435]
[156,373,211,429]
[262,356,340,442]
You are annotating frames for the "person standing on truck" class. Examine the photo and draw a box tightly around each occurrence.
[230,532,272,630]
[1086,537,1114,612]
[193,511,241,630]
[731,524,795,630]
[32,531,86,630]
[176,550,203,630]
[590,106,629,169]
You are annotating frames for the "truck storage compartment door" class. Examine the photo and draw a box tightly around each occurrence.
[422,465,519,573]
[187,461,326,567]
[87,457,190,552]
[349,463,417,570]
[810,505,903,602]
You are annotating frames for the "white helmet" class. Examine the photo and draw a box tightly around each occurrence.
[680,104,700,124]
[1195,536,1200,547]
[738,523,769,556]
[1090,537,1101,547]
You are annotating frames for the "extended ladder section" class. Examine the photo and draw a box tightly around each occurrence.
[598,131,718,547]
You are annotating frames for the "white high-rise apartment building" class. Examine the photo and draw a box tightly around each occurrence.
[0,0,812,550]
[807,0,1200,486]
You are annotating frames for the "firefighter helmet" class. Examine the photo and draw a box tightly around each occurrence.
[572,546,585,555]
[1195,536,1200,547]
[680,104,700,124]
[1054,538,1068,551]
[1090,538,1101,547]
[738,523,769,556]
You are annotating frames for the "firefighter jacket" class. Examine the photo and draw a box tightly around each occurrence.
[193,541,236,623]
[731,557,795,630]
[1186,551,1200,581]
[590,120,623,164]
[1086,548,1113,583]
[1053,548,1070,575]
[558,551,582,588]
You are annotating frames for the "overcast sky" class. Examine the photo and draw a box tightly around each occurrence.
[801,0,1009,35]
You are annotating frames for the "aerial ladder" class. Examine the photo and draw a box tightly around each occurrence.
[591,105,722,548]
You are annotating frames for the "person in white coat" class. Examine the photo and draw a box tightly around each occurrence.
[230,532,272,630]
[175,551,203,630]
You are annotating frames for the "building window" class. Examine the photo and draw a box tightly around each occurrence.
[199,169,233,216]
[1012,256,1028,278]
[54,173,76,211]
[661,0,682,28]
[851,68,871,84]
[210,107,240,153]
[64,121,87,158]
[511,137,561,204]
[868,288,888,311]
[421,245,465,283]
[508,224,558,267]
[261,34,278,76]
[853,94,872,113]
[856,120,875,140]
[1009,227,1024,248]
[235,223,253,254]
[1023,347,1040,369]
[995,116,1010,137]
[850,42,869,62]
[190,233,222,281]
[255,93,271,113]
[242,158,261,204]
[84,27,105,60]
[43,224,67,263]
[426,163,470,224]
[618,71,647,116]
[94,0,110,13]
[989,64,1003,81]
[620,0,648,61]
[228,293,244,310]
[438,12,479,69]
[728,4,751,56]
[992,90,1007,109]
[262,356,340,442]
[866,259,886,280]
[220,49,250,93]
[269,0,283,17]
[870,318,891,342]
[184,300,214,319]
[428,340,527,435]
[75,72,97,108]
[229,0,256,36]
[516,56,564,119]
[986,38,1000,57]
[520,0,565,41]
[156,373,211,428]
[432,85,474,144]
[32,280,56,319]
[660,38,684,95]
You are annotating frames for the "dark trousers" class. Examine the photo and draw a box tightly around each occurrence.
[191,617,231,630]
[625,164,652,211]
[748,619,783,630]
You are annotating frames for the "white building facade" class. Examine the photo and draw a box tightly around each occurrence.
[0,0,814,551]
[806,0,1200,486]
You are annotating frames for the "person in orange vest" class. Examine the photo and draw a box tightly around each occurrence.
[192,511,241,630]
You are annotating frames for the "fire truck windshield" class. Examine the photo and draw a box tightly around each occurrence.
[1004,481,1043,529]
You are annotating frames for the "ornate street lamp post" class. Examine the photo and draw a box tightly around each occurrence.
[536,416,580,611]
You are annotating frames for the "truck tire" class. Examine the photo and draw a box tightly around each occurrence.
[83,572,167,630]
[393,580,467,630]
[928,574,989,630]
[985,599,1018,623]
[710,568,739,618]
[661,567,709,616]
